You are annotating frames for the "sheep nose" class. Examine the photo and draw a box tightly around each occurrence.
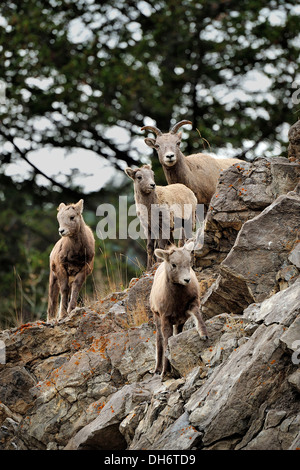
[59,228,65,235]
[184,278,191,284]
[166,154,175,160]
[150,183,156,189]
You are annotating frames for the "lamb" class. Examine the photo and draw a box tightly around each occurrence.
[141,120,243,207]
[149,241,208,379]
[47,199,95,322]
[125,164,197,270]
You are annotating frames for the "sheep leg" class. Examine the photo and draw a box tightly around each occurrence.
[177,225,186,247]
[154,314,163,374]
[158,210,173,249]
[187,301,208,340]
[47,271,59,322]
[174,323,184,335]
[68,266,90,314]
[56,272,69,319]
[161,317,173,379]
[168,225,175,246]
[147,236,155,270]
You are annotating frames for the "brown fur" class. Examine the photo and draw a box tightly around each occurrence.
[125,165,197,270]
[143,127,243,206]
[47,199,95,322]
[149,243,208,379]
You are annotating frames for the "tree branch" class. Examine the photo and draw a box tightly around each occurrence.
[0,124,81,196]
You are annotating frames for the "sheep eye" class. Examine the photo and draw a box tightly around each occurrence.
[137,175,142,180]
[172,263,176,268]
[70,216,75,220]
[176,141,181,146]
[154,144,160,149]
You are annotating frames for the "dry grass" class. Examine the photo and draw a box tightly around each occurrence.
[127,297,151,328]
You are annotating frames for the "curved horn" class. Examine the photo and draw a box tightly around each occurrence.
[141,125,162,136]
[170,120,193,134]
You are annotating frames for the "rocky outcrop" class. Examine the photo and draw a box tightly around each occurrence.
[0,154,299,451]
[288,119,300,162]
[195,156,300,268]
[201,188,300,317]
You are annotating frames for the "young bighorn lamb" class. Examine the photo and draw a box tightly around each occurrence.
[142,120,243,207]
[150,242,208,379]
[125,164,197,270]
[47,199,95,322]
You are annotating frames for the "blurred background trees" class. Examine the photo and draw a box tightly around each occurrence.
[0,0,299,326]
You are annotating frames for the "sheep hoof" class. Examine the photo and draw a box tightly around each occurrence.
[161,371,173,381]
[200,334,208,341]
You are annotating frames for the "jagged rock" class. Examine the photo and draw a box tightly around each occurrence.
[0,155,299,451]
[0,403,22,427]
[65,379,160,450]
[243,278,300,326]
[146,411,202,450]
[0,366,36,415]
[180,366,205,401]
[280,314,300,353]
[195,157,300,268]
[241,414,300,450]
[119,402,148,445]
[126,272,154,325]
[16,319,156,449]
[202,191,300,317]
[276,264,299,291]
[128,377,186,450]
[167,313,251,377]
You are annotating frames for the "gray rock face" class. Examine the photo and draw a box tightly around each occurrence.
[0,154,299,451]
[195,156,300,268]
[201,191,300,317]
[186,279,300,449]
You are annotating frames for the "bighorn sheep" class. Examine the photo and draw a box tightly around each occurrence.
[125,164,197,270]
[47,199,95,322]
[142,120,243,207]
[150,242,208,379]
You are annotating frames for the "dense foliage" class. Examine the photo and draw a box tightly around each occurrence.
[0,0,299,326]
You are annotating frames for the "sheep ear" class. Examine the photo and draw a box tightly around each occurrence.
[177,131,182,141]
[57,203,66,212]
[144,137,156,148]
[125,168,136,180]
[155,248,170,261]
[184,241,194,252]
[75,199,84,214]
[143,164,152,170]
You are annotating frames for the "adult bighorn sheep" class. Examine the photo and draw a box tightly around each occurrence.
[141,120,243,207]
[47,199,95,322]
[125,164,197,270]
[150,241,208,379]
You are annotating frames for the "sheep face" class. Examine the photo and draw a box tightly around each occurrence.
[144,132,182,167]
[125,165,156,194]
[155,242,194,286]
[57,199,83,237]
